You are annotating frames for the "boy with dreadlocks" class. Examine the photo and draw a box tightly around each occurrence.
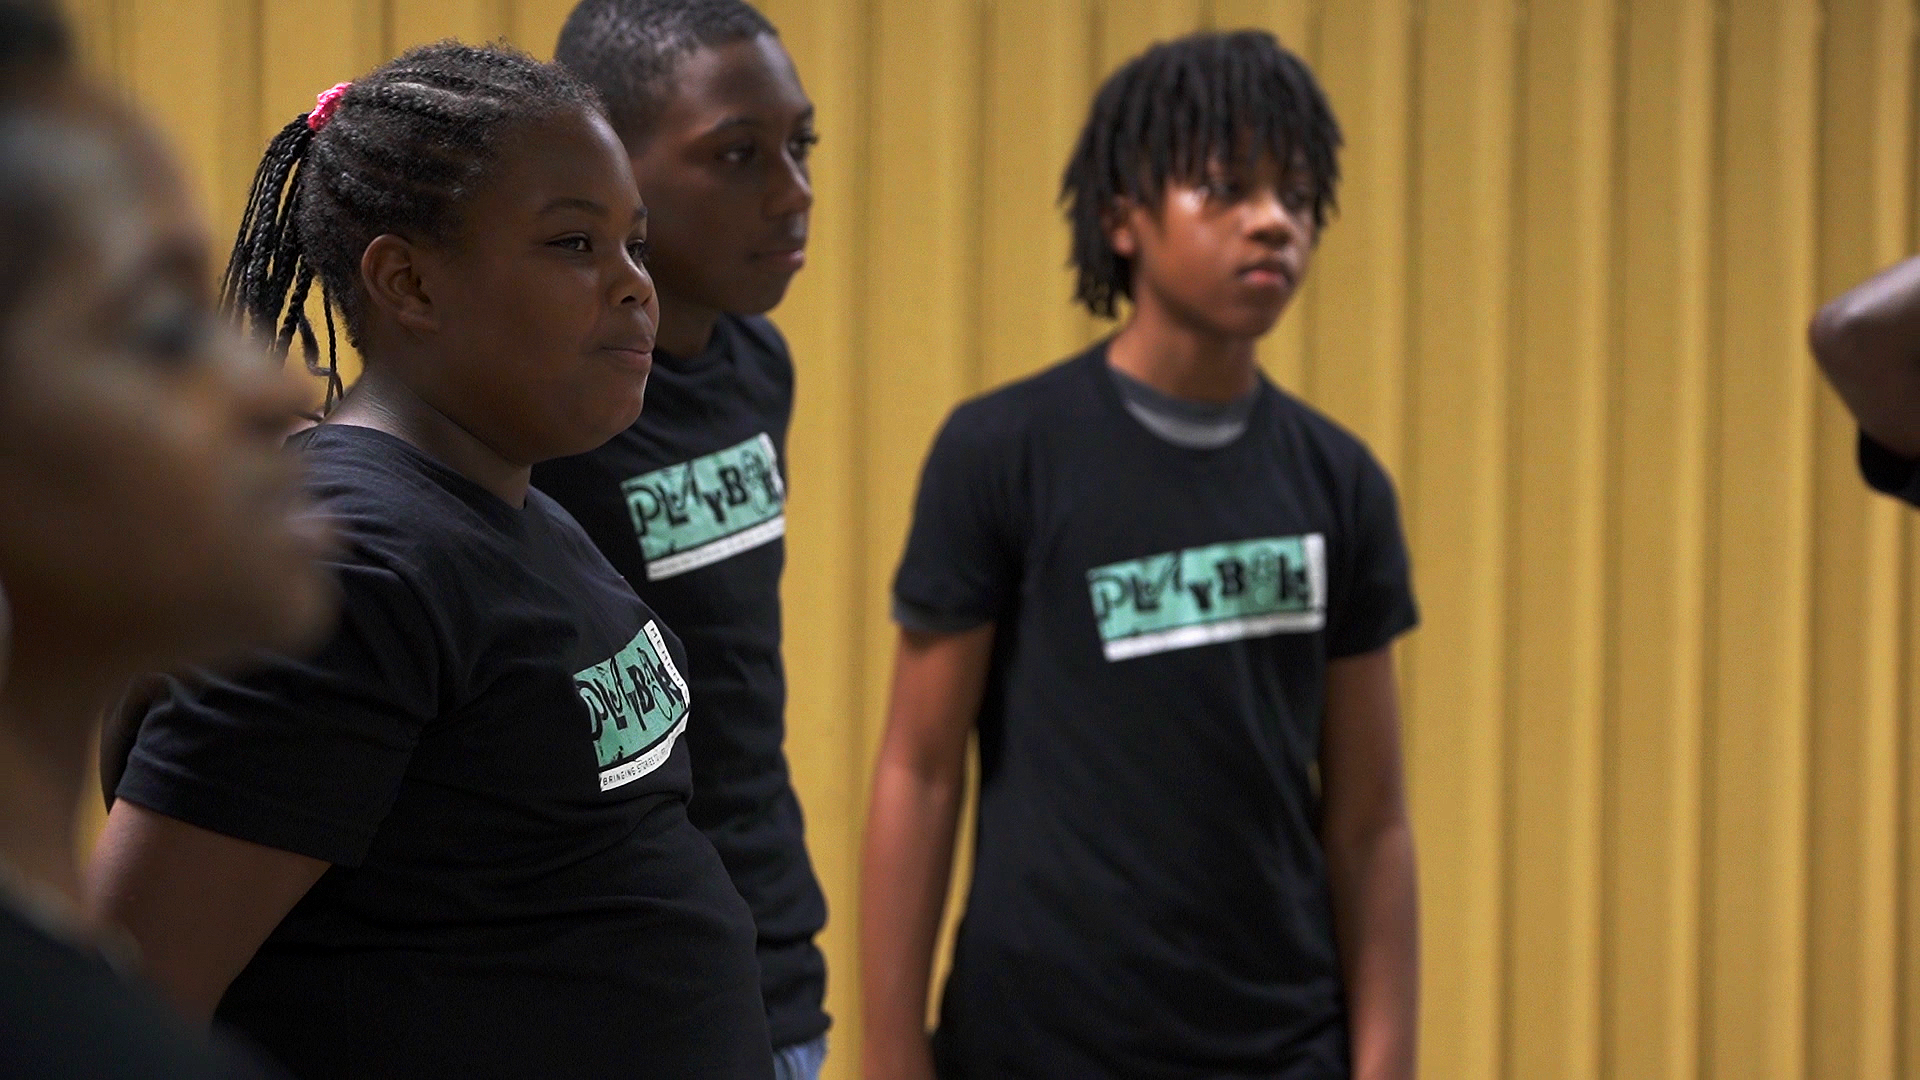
[536,3,830,1076]
[861,31,1420,1080]
[88,40,775,1079]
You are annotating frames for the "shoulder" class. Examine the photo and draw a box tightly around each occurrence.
[724,314,795,389]
[935,350,1100,456]
[294,425,513,585]
[1263,385,1398,490]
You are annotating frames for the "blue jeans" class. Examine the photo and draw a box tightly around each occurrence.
[773,1035,828,1080]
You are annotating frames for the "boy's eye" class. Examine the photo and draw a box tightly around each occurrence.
[721,143,756,165]
[1201,178,1245,202]
[551,234,591,253]
[627,239,651,265]
[789,131,820,161]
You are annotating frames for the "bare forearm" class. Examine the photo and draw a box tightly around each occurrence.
[1324,818,1418,1080]
[860,756,965,1079]
[1811,255,1920,457]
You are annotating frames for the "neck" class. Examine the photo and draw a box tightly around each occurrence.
[654,286,720,360]
[0,640,124,912]
[1106,301,1260,405]
[328,366,531,507]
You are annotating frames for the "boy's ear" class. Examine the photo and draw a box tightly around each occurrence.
[1104,197,1142,260]
[360,234,438,336]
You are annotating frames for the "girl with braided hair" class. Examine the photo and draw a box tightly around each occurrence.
[88,41,775,1079]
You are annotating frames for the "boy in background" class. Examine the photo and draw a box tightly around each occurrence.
[861,31,1419,1080]
[539,3,829,1075]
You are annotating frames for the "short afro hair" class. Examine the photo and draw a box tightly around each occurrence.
[1061,30,1342,319]
[554,0,776,146]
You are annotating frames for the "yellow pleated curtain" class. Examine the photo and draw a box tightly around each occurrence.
[61,1,1920,1078]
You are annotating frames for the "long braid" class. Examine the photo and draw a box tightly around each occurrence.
[219,41,602,414]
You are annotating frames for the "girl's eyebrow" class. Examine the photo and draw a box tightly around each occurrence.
[537,196,647,225]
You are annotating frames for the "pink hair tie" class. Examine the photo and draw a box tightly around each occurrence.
[308,82,351,131]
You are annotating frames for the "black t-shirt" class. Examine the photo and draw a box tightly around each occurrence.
[118,424,773,1080]
[894,345,1419,1079]
[1859,430,1920,506]
[0,902,283,1079]
[533,314,829,1049]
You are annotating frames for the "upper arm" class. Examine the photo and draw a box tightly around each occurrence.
[1326,449,1419,660]
[877,624,997,784]
[892,404,1026,629]
[87,800,328,1023]
[1319,646,1409,837]
[1810,255,1920,457]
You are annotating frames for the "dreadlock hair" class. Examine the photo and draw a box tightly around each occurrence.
[554,0,774,147]
[1061,29,1342,319]
[222,41,602,411]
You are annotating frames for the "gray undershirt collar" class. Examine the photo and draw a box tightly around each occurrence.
[1107,363,1258,450]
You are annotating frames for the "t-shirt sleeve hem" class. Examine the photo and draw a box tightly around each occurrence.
[116,749,372,867]
[1858,430,1920,506]
[1326,605,1420,661]
[892,596,994,636]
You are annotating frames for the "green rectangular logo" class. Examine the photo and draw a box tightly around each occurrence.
[1086,534,1326,661]
[576,621,691,791]
[621,433,785,580]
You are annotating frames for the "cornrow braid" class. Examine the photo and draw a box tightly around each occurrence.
[1060,30,1342,319]
[221,40,602,412]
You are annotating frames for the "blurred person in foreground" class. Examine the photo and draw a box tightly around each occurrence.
[0,2,334,1075]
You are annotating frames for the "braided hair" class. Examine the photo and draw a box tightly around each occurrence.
[554,0,774,146]
[223,41,602,410]
[1061,30,1342,319]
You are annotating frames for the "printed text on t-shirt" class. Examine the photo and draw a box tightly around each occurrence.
[1087,534,1327,661]
[621,433,785,580]
[577,621,691,791]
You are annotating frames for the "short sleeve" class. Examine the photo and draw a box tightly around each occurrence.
[117,546,444,868]
[891,403,1027,632]
[1324,451,1419,659]
[1858,430,1920,507]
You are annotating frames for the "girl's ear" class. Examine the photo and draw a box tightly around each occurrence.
[1104,197,1141,260]
[360,234,437,335]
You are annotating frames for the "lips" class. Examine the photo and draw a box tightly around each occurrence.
[754,246,807,272]
[1238,258,1296,290]
[599,345,654,374]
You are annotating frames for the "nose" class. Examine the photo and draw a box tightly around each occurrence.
[768,147,813,219]
[1246,185,1299,248]
[613,243,657,314]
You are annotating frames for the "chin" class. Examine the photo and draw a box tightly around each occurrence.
[1217,305,1288,340]
[730,279,798,317]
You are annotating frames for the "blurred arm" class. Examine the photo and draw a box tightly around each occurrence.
[1320,645,1419,1080]
[859,623,994,1080]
